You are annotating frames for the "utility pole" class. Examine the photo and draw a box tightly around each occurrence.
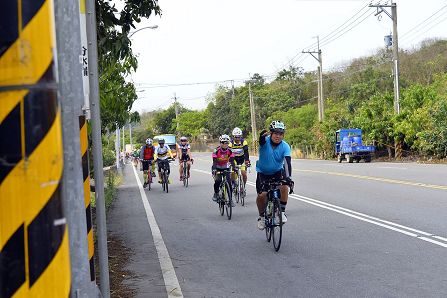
[122,125,125,153]
[54,0,97,296]
[129,123,133,151]
[85,0,111,295]
[248,80,258,153]
[370,1,400,114]
[303,36,324,122]
[174,93,180,134]
[115,126,120,169]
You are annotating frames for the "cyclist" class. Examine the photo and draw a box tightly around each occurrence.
[256,121,293,230]
[211,134,235,207]
[155,138,174,184]
[132,148,140,167]
[139,138,156,188]
[229,127,251,188]
[178,136,193,181]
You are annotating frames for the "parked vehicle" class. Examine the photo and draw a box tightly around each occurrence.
[335,129,375,163]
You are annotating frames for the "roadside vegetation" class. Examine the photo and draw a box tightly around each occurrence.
[134,39,447,160]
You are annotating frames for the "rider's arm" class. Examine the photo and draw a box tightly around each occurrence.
[284,156,292,177]
[187,144,192,159]
[154,146,158,161]
[243,142,249,161]
[259,129,268,146]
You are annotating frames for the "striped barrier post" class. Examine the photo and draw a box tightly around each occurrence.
[79,115,95,281]
[0,0,71,297]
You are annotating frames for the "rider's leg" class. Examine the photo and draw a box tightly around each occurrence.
[179,161,183,180]
[157,161,162,182]
[279,185,289,212]
[187,160,191,177]
[242,169,247,184]
[214,173,221,194]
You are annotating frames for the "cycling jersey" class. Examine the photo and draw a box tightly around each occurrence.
[178,143,191,160]
[212,146,234,169]
[256,136,291,175]
[229,138,249,164]
[139,145,155,160]
[155,145,172,160]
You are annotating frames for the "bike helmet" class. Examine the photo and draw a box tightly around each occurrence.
[145,138,153,145]
[158,138,165,144]
[219,134,231,143]
[180,136,188,142]
[232,127,242,137]
[269,120,286,133]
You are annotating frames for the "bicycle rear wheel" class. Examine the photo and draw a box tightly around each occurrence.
[183,164,188,187]
[224,182,232,220]
[272,200,283,251]
[165,171,169,193]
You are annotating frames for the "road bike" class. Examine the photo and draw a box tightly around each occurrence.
[143,159,154,191]
[181,158,193,188]
[262,178,293,252]
[233,164,247,206]
[158,159,170,193]
[215,169,233,220]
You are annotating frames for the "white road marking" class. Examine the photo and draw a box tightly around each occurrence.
[132,166,184,298]
[245,180,447,249]
[377,166,407,170]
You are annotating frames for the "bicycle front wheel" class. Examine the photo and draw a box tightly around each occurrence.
[224,182,232,220]
[264,203,272,242]
[239,175,245,206]
[165,172,169,193]
[272,200,283,251]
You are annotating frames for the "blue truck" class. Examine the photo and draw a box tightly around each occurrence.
[335,129,375,163]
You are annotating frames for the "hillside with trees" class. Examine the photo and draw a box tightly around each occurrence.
[134,39,447,160]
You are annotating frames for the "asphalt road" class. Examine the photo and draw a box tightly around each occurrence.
[115,153,447,298]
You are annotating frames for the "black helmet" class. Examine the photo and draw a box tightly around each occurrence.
[158,138,165,144]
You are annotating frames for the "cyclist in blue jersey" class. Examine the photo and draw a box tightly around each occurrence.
[256,120,294,230]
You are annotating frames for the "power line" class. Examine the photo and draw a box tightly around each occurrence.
[400,3,447,40]
[402,9,447,45]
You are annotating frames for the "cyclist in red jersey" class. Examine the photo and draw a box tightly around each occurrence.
[211,134,235,206]
[139,138,156,187]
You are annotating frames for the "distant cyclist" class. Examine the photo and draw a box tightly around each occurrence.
[155,138,174,184]
[139,138,156,187]
[211,134,235,207]
[229,127,251,187]
[132,148,140,167]
[256,121,293,230]
[178,136,193,181]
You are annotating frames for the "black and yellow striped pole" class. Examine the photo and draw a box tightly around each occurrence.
[0,0,71,297]
[79,115,95,281]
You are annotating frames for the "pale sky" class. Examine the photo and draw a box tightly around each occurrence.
[129,0,447,113]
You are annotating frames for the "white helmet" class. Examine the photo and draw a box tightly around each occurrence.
[145,138,153,145]
[219,134,231,143]
[180,136,188,142]
[269,120,286,133]
[232,127,242,137]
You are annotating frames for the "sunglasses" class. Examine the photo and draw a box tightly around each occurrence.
[220,141,229,144]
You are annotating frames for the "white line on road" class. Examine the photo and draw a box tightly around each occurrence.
[132,166,184,298]
[195,168,447,248]
[245,180,447,249]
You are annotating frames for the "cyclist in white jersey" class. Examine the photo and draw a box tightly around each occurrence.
[154,138,174,183]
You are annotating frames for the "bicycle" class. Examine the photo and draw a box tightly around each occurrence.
[158,159,170,193]
[143,159,154,191]
[215,169,233,220]
[262,178,293,252]
[233,164,247,206]
[181,158,193,188]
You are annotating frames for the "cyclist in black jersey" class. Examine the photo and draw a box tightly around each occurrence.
[178,136,193,181]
